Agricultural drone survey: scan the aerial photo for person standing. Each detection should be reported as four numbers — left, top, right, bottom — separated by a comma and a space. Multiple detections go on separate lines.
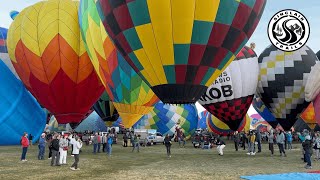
233, 131, 240, 151
268, 131, 274, 156
47, 134, 53, 159
216, 136, 226, 156
102, 134, 107, 152
132, 134, 140, 152
123, 133, 128, 147
92, 133, 99, 154
247, 131, 256, 155
286, 131, 293, 150
97, 133, 102, 153
164, 134, 174, 158
256, 130, 262, 153
241, 132, 247, 150
314, 133, 320, 161
38, 133, 46, 160
29, 133, 33, 146
70, 136, 82, 170
106, 133, 113, 156
276, 130, 286, 157
180, 132, 186, 148
50, 134, 61, 166
59, 135, 68, 165
303, 134, 312, 169
21, 132, 29, 161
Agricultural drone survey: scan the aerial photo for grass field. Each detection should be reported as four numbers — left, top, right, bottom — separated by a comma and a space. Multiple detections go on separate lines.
0, 139, 318, 180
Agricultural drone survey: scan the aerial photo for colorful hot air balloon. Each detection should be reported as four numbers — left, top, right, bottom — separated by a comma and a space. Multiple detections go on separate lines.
300, 103, 317, 129
250, 113, 272, 132
7, 0, 105, 124
79, 0, 158, 128
252, 96, 278, 128
206, 114, 251, 136
75, 111, 108, 132
305, 63, 320, 102
94, 0, 266, 104
10, 11, 19, 20
199, 46, 259, 130
198, 110, 209, 129
257, 45, 317, 130
133, 102, 198, 139
110, 117, 125, 129
0, 60, 46, 145
93, 92, 119, 122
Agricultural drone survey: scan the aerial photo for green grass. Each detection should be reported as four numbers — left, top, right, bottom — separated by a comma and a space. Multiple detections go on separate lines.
0, 140, 318, 180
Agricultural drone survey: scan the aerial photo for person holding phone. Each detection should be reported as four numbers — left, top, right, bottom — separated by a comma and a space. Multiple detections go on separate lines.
70, 136, 82, 170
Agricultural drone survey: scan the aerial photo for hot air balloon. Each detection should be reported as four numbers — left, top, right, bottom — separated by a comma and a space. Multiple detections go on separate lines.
79, 0, 158, 128
206, 114, 251, 136
133, 102, 198, 139
252, 97, 278, 128
198, 110, 209, 129
93, 0, 266, 104
250, 113, 272, 132
10, 11, 19, 20
199, 46, 259, 130
305, 63, 320, 102
256, 45, 317, 130
93, 92, 119, 123
300, 103, 317, 129
7, 0, 105, 124
75, 111, 108, 132
0, 60, 46, 145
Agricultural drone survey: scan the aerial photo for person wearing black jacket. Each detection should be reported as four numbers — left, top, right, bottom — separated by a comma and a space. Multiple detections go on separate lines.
51, 134, 61, 166
302, 135, 312, 169
164, 134, 174, 158
233, 131, 240, 151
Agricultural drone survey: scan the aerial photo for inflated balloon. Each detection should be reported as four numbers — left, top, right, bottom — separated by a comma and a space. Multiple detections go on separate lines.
9, 11, 19, 20
0, 27, 20, 79
95, 0, 266, 104
300, 103, 317, 129
7, 0, 105, 124
250, 113, 272, 132
79, 0, 158, 128
109, 117, 124, 128
75, 111, 108, 132
199, 46, 259, 130
48, 116, 68, 132
93, 92, 119, 122
133, 102, 198, 139
305, 63, 320, 102
257, 45, 317, 130
0, 60, 46, 145
206, 114, 250, 136
198, 110, 209, 129
252, 96, 278, 128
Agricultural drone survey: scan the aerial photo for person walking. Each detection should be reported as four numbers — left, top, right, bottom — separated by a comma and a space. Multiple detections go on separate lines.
106, 133, 113, 156
102, 134, 107, 152
216, 137, 226, 156
313, 133, 320, 161
50, 134, 61, 166
267, 131, 274, 156
286, 131, 293, 150
92, 133, 99, 154
70, 136, 82, 170
164, 134, 174, 158
180, 132, 186, 148
303, 134, 312, 169
233, 131, 240, 151
132, 134, 140, 152
59, 135, 68, 165
38, 133, 46, 160
256, 130, 262, 153
123, 133, 128, 147
247, 131, 256, 155
21, 132, 29, 161
276, 130, 286, 157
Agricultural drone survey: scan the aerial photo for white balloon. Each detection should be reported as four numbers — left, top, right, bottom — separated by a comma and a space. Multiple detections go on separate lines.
305, 62, 320, 102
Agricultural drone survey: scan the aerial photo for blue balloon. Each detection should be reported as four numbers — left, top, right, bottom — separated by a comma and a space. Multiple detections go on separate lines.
9, 10, 19, 20
0, 60, 46, 145
75, 111, 107, 132
252, 97, 278, 129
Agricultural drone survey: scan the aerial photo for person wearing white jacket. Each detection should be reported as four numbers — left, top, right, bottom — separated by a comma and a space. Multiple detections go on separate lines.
70, 136, 82, 170
59, 136, 68, 165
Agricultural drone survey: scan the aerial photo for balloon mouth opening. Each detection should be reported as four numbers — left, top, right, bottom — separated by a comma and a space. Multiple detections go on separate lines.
54, 113, 84, 124
151, 84, 207, 104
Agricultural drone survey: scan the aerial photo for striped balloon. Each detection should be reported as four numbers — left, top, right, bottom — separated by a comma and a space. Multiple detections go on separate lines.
300, 103, 317, 129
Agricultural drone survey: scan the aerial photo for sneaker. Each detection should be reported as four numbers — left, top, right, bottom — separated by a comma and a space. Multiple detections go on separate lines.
246, 153, 251, 155
305, 165, 312, 169
70, 167, 75, 170
71, 155, 74, 157
75, 168, 80, 170
48, 157, 52, 159
250, 152, 255, 156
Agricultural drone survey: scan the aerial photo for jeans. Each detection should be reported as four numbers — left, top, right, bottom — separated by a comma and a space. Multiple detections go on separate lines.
257, 141, 261, 152
315, 149, 320, 160
304, 151, 311, 166
248, 142, 254, 153
51, 150, 60, 165
97, 143, 101, 153
234, 141, 239, 151
21, 147, 28, 160
278, 143, 286, 155
269, 143, 274, 155
38, 145, 45, 159
124, 140, 128, 147
132, 142, 140, 152
102, 143, 106, 152
71, 154, 79, 169
93, 144, 98, 153
166, 145, 171, 156
287, 141, 292, 150
106, 144, 112, 156
48, 147, 52, 158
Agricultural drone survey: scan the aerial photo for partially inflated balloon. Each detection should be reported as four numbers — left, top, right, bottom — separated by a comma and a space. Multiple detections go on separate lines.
75, 111, 108, 132
199, 46, 259, 130
252, 97, 278, 128
305, 63, 320, 102
257, 45, 317, 130
198, 110, 209, 129
250, 113, 272, 132
10, 11, 19, 20
206, 114, 250, 135
93, 92, 119, 122
7, 0, 105, 124
0, 60, 46, 145
300, 103, 317, 129
95, 0, 266, 104
79, 0, 158, 128
133, 102, 198, 139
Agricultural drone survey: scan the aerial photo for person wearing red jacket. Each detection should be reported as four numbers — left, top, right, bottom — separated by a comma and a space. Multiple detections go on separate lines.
21, 132, 29, 161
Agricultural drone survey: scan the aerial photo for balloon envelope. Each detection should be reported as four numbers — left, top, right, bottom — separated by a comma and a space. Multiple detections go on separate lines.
305, 62, 320, 102
199, 46, 259, 130
252, 97, 278, 128
95, 0, 266, 104
300, 103, 317, 129
75, 111, 108, 132
0, 60, 46, 145
257, 45, 317, 130
198, 110, 209, 129
93, 92, 119, 122
7, 0, 104, 124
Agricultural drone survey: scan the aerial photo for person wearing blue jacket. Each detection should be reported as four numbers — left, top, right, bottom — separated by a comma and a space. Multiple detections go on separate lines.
38, 133, 46, 160
286, 131, 293, 150
106, 133, 113, 157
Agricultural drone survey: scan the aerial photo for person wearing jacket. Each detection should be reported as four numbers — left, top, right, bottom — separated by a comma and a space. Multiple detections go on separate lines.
70, 136, 83, 170
276, 130, 286, 157
21, 132, 29, 161
286, 131, 293, 150
38, 133, 46, 160
92, 133, 100, 154
313, 133, 320, 161
216, 137, 226, 156
50, 134, 61, 166
102, 134, 107, 152
256, 130, 262, 153
303, 135, 312, 169
123, 133, 128, 147
59, 135, 68, 165
132, 134, 140, 152
267, 131, 274, 156
164, 134, 174, 158
233, 131, 240, 151
247, 131, 256, 156
106, 133, 113, 156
